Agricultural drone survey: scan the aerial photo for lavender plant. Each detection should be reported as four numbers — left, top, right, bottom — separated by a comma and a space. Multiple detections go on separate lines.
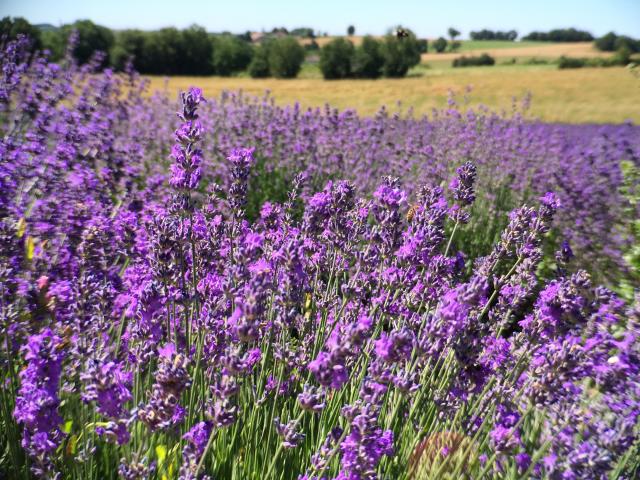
0, 36, 639, 480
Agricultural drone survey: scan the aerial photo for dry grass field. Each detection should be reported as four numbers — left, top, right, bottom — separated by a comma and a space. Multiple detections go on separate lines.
420, 42, 611, 61
145, 66, 640, 124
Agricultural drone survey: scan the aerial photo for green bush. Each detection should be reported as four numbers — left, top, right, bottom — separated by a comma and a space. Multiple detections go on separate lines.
352, 36, 384, 78
319, 38, 354, 79
212, 35, 253, 76
248, 43, 271, 78
381, 31, 421, 77
0, 16, 42, 51
452, 53, 495, 67
558, 54, 630, 69
596, 32, 640, 53
180, 25, 215, 75
523, 28, 593, 42
432, 37, 448, 53
111, 30, 147, 71
267, 36, 305, 78
60, 20, 114, 66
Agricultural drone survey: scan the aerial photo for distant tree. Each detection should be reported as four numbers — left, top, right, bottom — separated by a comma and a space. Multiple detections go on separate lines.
595, 32, 618, 51
41, 29, 66, 60
433, 36, 448, 53
59, 20, 114, 66
416, 38, 428, 53
452, 53, 495, 67
320, 37, 354, 79
239, 31, 252, 42
381, 28, 421, 77
138, 28, 183, 75
0, 16, 42, 51
290, 27, 315, 38
304, 39, 320, 51
448, 27, 460, 41
111, 29, 147, 71
267, 36, 305, 78
595, 31, 640, 54
614, 35, 640, 54
523, 28, 593, 42
212, 35, 253, 76
182, 25, 215, 75
248, 43, 271, 77
347, 25, 355, 36
352, 36, 384, 78
470, 29, 518, 41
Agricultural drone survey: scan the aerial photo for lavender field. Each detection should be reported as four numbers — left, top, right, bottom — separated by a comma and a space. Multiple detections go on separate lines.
1, 35, 640, 480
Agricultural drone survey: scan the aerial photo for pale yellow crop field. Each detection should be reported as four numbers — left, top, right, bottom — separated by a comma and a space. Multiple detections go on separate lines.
145, 66, 640, 124
420, 42, 611, 61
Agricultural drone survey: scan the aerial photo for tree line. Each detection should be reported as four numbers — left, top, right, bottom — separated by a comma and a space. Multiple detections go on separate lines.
319, 32, 422, 79
0, 17, 309, 78
3, 17, 636, 80
469, 29, 518, 41
521, 28, 594, 42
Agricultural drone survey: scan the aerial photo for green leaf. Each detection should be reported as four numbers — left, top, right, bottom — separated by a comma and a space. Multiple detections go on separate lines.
62, 420, 73, 434
156, 444, 167, 466
16, 218, 26, 238
25, 236, 35, 261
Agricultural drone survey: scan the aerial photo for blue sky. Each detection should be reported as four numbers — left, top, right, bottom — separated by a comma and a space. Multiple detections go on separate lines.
1, 0, 639, 38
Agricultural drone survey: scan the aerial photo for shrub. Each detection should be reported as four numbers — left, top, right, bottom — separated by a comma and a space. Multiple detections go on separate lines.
61, 19, 114, 66
452, 53, 495, 67
0, 16, 42, 51
319, 38, 354, 79
470, 29, 518, 41
352, 36, 384, 78
381, 31, 421, 77
558, 54, 630, 69
522, 28, 594, 42
212, 35, 253, 76
304, 39, 319, 51
595, 32, 640, 53
181, 25, 215, 75
432, 36, 448, 53
267, 36, 305, 78
558, 56, 587, 69
248, 43, 271, 77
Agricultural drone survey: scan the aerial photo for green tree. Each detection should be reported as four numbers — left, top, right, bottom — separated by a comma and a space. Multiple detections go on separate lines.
110, 29, 147, 71
448, 27, 460, 41
433, 36, 448, 53
212, 35, 253, 76
595, 32, 618, 51
381, 29, 421, 77
41, 29, 66, 60
140, 28, 183, 75
267, 36, 305, 78
248, 43, 271, 78
416, 38, 428, 53
61, 20, 114, 66
352, 36, 384, 78
181, 25, 214, 75
347, 25, 355, 36
0, 16, 42, 50
319, 37, 354, 79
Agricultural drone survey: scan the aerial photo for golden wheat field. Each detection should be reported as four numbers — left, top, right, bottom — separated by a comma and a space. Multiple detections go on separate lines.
146, 66, 640, 124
